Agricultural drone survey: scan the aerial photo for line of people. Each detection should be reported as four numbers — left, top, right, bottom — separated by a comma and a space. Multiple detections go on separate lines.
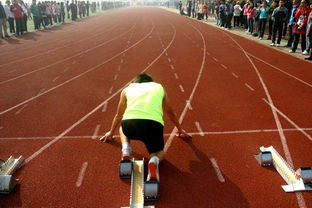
178, 0, 312, 61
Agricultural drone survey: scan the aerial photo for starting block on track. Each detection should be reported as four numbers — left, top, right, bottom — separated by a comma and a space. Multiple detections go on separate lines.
255, 146, 312, 192
0, 156, 25, 194
121, 159, 157, 208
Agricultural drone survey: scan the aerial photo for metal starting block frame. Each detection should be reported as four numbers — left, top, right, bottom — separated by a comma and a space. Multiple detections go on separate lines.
121, 159, 155, 208
255, 146, 312, 192
0, 156, 25, 194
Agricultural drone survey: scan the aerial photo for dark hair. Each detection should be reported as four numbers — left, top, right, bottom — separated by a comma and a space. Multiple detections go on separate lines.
133, 73, 153, 83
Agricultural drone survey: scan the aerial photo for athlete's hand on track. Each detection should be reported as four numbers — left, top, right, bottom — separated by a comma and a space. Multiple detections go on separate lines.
99, 131, 115, 142
176, 130, 192, 139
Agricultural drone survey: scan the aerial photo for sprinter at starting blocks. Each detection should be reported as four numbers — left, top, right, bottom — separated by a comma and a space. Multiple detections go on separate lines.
100, 73, 191, 204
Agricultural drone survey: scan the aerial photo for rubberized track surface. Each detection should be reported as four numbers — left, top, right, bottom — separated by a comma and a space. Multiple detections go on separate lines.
0, 7, 312, 208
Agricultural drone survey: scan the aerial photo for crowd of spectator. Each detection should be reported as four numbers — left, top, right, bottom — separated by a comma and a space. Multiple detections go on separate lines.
178, 0, 312, 60
0, 0, 128, 39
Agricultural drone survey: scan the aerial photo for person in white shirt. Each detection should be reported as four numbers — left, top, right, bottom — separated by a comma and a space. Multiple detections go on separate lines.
4, 0, 14, 35
233, 1, 242, 27
0, 1, 9, 38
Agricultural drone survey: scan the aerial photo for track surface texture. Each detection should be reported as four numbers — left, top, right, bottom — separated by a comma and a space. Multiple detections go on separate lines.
0, 7, 312, 208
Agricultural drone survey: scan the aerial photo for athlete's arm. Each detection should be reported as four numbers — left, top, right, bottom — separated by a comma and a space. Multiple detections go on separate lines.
100, 89, 127, 142
163, 90, 192, 139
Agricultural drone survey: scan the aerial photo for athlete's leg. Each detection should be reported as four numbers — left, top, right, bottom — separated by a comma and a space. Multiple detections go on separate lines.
119, 127, 131, 160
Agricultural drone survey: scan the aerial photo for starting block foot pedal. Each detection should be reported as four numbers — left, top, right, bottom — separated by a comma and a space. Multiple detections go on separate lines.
0, 175, 18, 194
144, 179, 159, 202
255, 151, 273, 167
119, 160, 133, 179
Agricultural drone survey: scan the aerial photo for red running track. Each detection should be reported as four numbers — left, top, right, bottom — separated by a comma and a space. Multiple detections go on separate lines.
0, 7, 311, 208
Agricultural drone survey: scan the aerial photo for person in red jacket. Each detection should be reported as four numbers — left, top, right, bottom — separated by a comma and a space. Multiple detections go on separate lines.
10, 0, 23, 36
289, 0, 312, 53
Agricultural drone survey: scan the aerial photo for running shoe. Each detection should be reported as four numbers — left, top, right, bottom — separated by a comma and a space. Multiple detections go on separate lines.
302, 50, 309, 55
147, 159, 160, 182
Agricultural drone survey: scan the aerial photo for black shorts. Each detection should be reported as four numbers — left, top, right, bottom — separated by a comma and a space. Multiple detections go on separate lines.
121, 119, 164, 154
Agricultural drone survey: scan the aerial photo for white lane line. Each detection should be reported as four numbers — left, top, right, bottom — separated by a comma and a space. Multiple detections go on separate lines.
23, 23, 174, 164
186, 100, 193, 110
120, 59, 124, 64
212, 57, 219, 62
164, 24, 206, 152
168, 58, 171, 62
206, 52, 210, 55
262, 99, 312, 142
76, 162, 88, 187
122, 53, 126, 57
0, 25, 156, 116
232, 72, 239, 79
15, 104, 28, 115
109, 86, 113, 94
247, 52, 312, 88
118, 66, 121, 71
63, 67, 69, 73
113, 74, 118, 81
0, 23, 137, 86
195, 122, 204, 136
92, 124, 101, 140
165, 52, 168, 56
220, 64, 228, 69
170, 64, 175, 70
174, 73, 179, 79
245, 83, 255, 91
37, 88, 46, 95
2, 128, 312, 140
179, 85, 185, 92
53, 76, 60, 82
101, 102, 107, 112
210, 158, 225, 183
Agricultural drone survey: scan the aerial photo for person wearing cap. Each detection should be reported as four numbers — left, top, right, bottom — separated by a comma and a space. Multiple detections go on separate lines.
100, 73, 192, 183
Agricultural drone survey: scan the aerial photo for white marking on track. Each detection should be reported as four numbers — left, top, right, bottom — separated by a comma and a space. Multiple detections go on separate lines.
120, 59, 124, 64
232, 72, 239, 79
109, 86, 113, 94
118, 66, 121, 71
63, 67, 69, 72
37, 88, 46, 95
179, 85, 185, 92
15, 104, 28, 115
174, 73, 179, 79
220, 64, 228, 69
262, 99, 312, 142
122, 53, 126, 57
212, 57, 219, 62
170, 64, 175, 70
53, 76, 60, 82
165, 52, 168, 56
76, 162, 88, 187
186, 100, 193, 110
195, 122, 204, 136
0, 126, 3, 130
2, 128, 312, 140
206, 52, 210, 55
245, 83, 255, 91
92, 124, 101, 140
113, 74, 118, 81
102, 102, 107, 112
210, 158, 225, 183
168, 58, 171, 62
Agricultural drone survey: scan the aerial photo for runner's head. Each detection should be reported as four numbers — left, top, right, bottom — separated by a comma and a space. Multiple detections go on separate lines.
133, 73, 154, 83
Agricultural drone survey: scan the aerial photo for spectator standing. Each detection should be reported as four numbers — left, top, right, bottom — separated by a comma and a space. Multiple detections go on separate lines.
60, 2, 65, 23
305, 5, 312, 60
290, 0, 311, 53
246, 1, 256, 34
253, 0, 262, 36
225, 0, 234, 29
233, 1, 242, 27
30, 0, 40, 30
70, 0, 78, 21
86, 1, 90, 16
20, 0, 28, 33
267, 1, 278, 40
219, 0, 226, 27
242, 1, 249, 29
0, 1, 9, 38
10, 0, 23, 36
4, 0, 15, 35
258, 0, 270, 40
285, 0, 299, 47
203, 2, 209, 20
270, 0, 288, 46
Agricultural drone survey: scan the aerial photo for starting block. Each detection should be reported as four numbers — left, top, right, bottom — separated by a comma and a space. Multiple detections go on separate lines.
121, 159, 157, 208
0, 156, 25, 194
255, 146, 312, 192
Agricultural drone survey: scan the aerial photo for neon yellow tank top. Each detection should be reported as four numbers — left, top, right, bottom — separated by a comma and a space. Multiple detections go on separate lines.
122, 82, 164, 125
